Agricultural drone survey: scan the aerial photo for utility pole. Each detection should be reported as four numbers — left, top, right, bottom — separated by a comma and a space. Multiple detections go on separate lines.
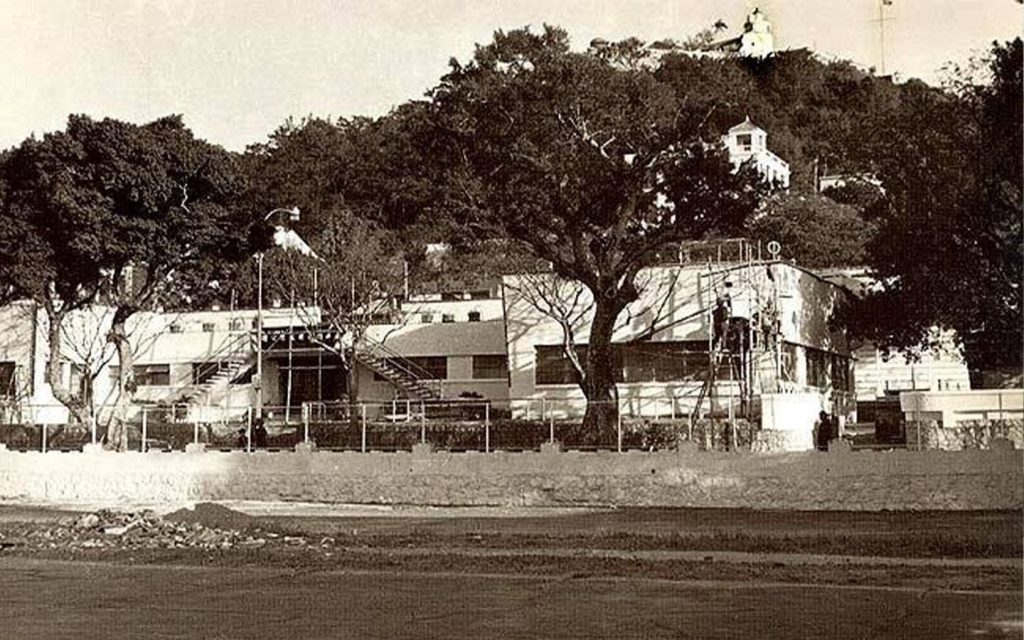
872, 0, 895, 76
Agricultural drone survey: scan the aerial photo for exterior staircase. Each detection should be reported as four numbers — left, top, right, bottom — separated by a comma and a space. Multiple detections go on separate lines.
355, 338, 442, 400
166, 332, 256, 408
178, 357, 255, 405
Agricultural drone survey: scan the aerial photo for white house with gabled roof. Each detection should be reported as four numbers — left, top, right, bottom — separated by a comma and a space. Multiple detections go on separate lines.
724, 117, 790, 188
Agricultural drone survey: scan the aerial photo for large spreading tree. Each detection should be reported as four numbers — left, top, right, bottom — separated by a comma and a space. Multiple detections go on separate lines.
847, 39, 1023, 383
0, 115, 258, 449
429, 27, 763, 432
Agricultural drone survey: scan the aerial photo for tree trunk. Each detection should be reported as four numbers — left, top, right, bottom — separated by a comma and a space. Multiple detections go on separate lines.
42, 306, 93, 429
347, 345, 360, 430
106, 317, 134, 452
581, 298, 625, 445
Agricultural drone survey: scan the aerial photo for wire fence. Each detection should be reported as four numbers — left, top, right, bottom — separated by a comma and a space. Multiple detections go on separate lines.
0, 399, 761, 453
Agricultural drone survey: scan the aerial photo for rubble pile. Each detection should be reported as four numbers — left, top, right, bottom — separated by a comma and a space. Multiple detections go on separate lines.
0, 506, 313, 552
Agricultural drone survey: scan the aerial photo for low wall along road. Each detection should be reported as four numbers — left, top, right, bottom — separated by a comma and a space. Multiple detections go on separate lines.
1, 444, 1020, 511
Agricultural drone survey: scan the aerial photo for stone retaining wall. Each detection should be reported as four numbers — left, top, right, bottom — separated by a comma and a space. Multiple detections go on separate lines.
906, 419, 1023, 451
0, 445, 1020, 511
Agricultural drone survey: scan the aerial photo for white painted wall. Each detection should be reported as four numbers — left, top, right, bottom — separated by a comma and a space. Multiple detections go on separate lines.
761, 392, 827, 451
502, 263, 852, 419
901, 389, 1023, 426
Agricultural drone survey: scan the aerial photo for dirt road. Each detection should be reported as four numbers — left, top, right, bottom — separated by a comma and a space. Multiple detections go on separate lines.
1, 558, 1019, 639
0, 506, 1019, 639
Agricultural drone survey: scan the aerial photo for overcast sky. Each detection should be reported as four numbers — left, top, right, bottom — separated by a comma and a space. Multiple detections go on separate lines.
1, 0, 1020, 151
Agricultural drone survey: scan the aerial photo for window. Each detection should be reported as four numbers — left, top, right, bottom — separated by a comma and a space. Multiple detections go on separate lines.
134, 364, 170, 386
467, 311, 481, 322
277, 355, 341, 402
536, 342, 710, 386
405, 356, 448, 379
192, 361, 233, 385
736, 133, 752, 150
68, 363, 91, 400
441, 314, 455, 323
535, 345, 600, 385
0, 362, 16, 398
420, 314, 434, 324
229, 319, 244, 331
780, 343, 798, 382
472, 355, 508, 380
168, 324, 184, 334
201, 322, 216, 333
373, 356, 448, 381
805, 347, 830, 389
621, 343, 706, 383
831, 354, 853, 393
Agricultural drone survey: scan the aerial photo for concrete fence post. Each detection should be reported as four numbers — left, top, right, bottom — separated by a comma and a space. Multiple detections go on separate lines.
90, 415, 97, 445
420, 402, 426, 445
141, 409, 148, 453
193, 420, 199, 446
303, 403, 310, 444
361, 404, 367, 453
549, 411, 555, 445
484, 403, 490, 453
617, 405, 623, 453
246, 407, 253, 453
41, 423, 47, 453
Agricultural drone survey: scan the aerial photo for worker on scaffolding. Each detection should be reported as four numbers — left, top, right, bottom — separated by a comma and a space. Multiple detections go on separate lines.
712, 293, 732, 350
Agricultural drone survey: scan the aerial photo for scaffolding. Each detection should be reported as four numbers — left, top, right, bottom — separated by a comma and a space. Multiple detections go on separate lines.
690, 239, 785, 431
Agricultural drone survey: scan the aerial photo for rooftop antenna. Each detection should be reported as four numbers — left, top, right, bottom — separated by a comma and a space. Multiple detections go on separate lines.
871, 0, 895, 75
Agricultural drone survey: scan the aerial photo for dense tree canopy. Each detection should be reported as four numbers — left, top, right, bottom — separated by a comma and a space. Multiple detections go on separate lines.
748, 192, 878, 268
0, 115, 257, 447
847, 39, 1022, 379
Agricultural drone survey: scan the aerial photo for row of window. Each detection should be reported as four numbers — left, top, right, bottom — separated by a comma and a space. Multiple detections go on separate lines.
106, 363, 250, 387
27, 342, 852, 393
372, 355, 509, 381
419, 311, 482, 324
169, 320, 248, 334
165, 312, 491, 334
535, 342, 854, 391
535, 342, 712, 386
805, 346, 853, 392
69, 354, 508, 390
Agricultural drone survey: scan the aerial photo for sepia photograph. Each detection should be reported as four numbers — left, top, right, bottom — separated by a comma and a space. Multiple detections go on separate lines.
0, 1, 1021, 638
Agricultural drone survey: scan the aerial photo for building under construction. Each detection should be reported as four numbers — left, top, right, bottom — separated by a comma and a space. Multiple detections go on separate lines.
503, 244, 856, 449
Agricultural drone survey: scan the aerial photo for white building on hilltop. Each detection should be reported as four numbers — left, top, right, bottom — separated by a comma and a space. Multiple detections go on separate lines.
724, 117, 790, 188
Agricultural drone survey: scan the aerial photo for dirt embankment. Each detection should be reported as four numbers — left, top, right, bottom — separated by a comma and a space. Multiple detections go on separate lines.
0, 504, 1020, 592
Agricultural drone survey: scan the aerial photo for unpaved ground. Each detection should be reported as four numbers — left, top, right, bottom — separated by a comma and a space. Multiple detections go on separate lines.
2, 558, 1021, 640
0, 505, 1020, 639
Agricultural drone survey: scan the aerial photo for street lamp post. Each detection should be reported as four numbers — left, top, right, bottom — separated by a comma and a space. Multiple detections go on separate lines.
254, 207, 300, 419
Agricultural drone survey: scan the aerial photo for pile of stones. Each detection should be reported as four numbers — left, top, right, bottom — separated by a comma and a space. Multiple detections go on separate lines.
0, 506, 313, 552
